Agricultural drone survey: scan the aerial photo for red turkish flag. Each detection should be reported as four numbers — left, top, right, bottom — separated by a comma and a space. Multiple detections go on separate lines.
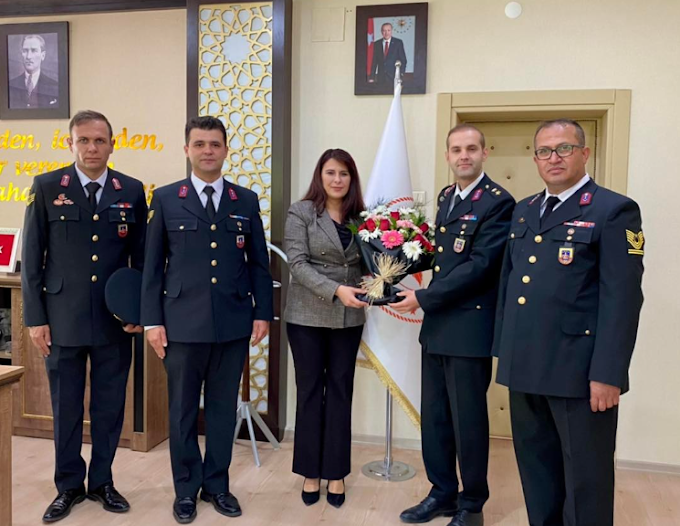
366, 18, 374, 77
0, 234, 16, 266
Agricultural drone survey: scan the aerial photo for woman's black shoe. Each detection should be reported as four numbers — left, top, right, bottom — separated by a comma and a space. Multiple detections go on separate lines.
301, 479, 320, 506
326, 479, 345, 508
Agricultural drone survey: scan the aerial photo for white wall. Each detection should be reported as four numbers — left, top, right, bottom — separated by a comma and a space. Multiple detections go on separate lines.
290, 0, 680, 466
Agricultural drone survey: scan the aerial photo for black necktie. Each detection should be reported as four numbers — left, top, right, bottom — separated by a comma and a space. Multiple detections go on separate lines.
541, 196, 561, 228
447, 194, 462, 218
203, 186, 216, 220
85, 182, 100, 212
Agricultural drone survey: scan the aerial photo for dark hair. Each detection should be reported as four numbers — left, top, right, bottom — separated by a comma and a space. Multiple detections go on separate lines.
303, 149, 365, 221
185, 116, 227, 145
381, 22, 393, 30
69, 110, 114, 139
446, 123, 486, 149
534, 119, 586, 148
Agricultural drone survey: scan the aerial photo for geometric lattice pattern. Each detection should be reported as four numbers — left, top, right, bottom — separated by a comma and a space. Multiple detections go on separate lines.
199, 2, 273, 412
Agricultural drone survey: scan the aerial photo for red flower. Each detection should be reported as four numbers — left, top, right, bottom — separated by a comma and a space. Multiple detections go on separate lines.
366, 218, 376, 231
358, 222, 367, 231
419, 223, 429, 234
390, 211, 400, 220
379, 219, 390, 231
415, 234, 433, 253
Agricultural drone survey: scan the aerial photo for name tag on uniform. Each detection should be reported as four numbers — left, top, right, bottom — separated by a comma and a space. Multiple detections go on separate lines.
118, 224, 128, 238
453, 238, 466, 253
558, 246, 573, 265
236, 235, 245, 248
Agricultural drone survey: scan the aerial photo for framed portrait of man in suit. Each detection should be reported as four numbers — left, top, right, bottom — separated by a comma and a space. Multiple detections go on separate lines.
354, 3, 428, 96
0, 22, 69, 120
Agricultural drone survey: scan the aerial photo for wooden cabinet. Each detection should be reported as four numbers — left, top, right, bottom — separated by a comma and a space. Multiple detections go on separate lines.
2, 274, 168, 452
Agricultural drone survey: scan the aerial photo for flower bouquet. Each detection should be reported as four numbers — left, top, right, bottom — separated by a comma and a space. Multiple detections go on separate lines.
349, 204, 435, 305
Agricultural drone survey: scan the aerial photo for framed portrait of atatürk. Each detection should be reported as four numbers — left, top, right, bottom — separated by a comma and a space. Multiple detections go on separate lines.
0, 22, 70, 119
354, 3, 428, 96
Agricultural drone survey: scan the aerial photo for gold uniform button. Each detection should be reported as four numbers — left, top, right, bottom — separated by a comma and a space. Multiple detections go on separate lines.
522, 275, 531, 284
462, 224, 467, 229
237, 221, 242, 227
211, 242, 218, 249
179, 225, 185, 230
43, 287, 47, 292
567, 228, 575, 235
567, 236, 573, 241
343, 263, 348, 268
510, 233, 515, 239
534, 235, 543, 243
459, 231, 465, 235
163, 290, 167, 295
92, 255, 99, 262
529, 255, 537, 264
122, 217, 126, 222
91, 275, 98, 283
438, 246, 444, 253
121, 211, 126, 217
60, 215, 65, 221
93, 214, 99, 221
517, 296, 526, 305
434, 265, 441, 273
585, 330, 591, 335
92, 235, 99, 242
211, 277, 218, 284
211, 260, 218, 267
211, 224, 217, 231
440, 226, 446, 233
476, 305, 482, 310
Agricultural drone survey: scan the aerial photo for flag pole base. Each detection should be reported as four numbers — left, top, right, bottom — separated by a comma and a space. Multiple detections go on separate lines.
361, 459, 416, 482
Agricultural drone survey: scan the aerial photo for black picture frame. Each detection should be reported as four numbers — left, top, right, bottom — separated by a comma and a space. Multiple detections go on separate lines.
0, 22, 69, 120
354, 2, 428, 96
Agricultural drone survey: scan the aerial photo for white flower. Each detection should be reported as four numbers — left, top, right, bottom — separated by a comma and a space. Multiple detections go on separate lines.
360, 210, 370, 218
358, 229, 372, 242
399, 207, 416, 216
368, 229, 382, 239
402, 241, 423, 261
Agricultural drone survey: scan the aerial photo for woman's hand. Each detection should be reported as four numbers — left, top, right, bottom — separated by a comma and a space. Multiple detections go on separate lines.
335, 285, 369, 308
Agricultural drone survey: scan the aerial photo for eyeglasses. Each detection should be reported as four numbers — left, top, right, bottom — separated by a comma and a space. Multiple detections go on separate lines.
534, 144, 585, 160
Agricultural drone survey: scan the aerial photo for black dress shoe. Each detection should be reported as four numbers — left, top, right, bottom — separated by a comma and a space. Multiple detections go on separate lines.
326, 479, 345, 508
42, 487, 87, 523
173, 497, 197, 524
400, 496, 458, 524
200, 491, 242, 517
301, 478, 320, 506
447, 510, 484, 526
87, 483, 130, 513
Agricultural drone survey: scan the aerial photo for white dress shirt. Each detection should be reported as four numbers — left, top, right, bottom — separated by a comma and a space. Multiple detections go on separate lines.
75, 165, 108, 204
540, 173, 591, 216
448, 171, 486, 215
191, 173, 223, 212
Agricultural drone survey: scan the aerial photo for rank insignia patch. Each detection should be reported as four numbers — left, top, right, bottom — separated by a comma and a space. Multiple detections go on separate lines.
453, 238, 466, 253
558, 247, 574, 265
229, 188, 238, 201
236, 234, 245, 248
579, 192, 592, 206
118, 224, 128, 238
178, 185, 189, 198
626, 230, 644, 255
60, 175, 70, 187
112, 178, 122, 190
471, 189, 484, 202
26, 193, 35, 206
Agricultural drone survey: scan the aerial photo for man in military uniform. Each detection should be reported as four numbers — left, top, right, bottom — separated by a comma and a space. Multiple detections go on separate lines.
393, 124, 515, 526
141, 116, 273, 524
22, 110, 147, 523
493, 119, 644, 526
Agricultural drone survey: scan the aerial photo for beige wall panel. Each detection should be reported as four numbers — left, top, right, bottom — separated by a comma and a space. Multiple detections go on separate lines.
291, 0, 680, 466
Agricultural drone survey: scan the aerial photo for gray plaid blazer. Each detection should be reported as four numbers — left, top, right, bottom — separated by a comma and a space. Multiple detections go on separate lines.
283, 200, 366, 328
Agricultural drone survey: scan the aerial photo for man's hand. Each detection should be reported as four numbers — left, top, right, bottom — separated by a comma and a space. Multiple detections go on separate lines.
147, 326, 168, 359
29, 325, 52, 357
589, 381, 621, 412
389, 290, 420, 314
251, 320, 270, 346
123, 324, 144, 334
335, 285, 368, 308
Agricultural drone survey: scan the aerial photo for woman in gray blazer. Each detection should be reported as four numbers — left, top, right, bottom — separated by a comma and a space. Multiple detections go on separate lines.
284, 149, 367, 508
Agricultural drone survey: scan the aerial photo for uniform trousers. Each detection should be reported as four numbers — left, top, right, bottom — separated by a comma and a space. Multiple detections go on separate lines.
164, 338, 248, 498
421, 352, 492, 511
45, 341, 132, 492
287, 323, 363, 480
510, 391, 618, 526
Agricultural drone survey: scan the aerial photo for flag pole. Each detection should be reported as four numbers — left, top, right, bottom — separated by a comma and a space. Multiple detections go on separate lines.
361, 61, 416, 483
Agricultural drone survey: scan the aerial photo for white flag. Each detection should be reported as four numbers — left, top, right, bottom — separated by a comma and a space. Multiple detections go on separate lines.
360, 71, 424, 428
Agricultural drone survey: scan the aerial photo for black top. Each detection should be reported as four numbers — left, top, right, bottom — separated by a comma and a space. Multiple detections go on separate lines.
333, 219, 352, 250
